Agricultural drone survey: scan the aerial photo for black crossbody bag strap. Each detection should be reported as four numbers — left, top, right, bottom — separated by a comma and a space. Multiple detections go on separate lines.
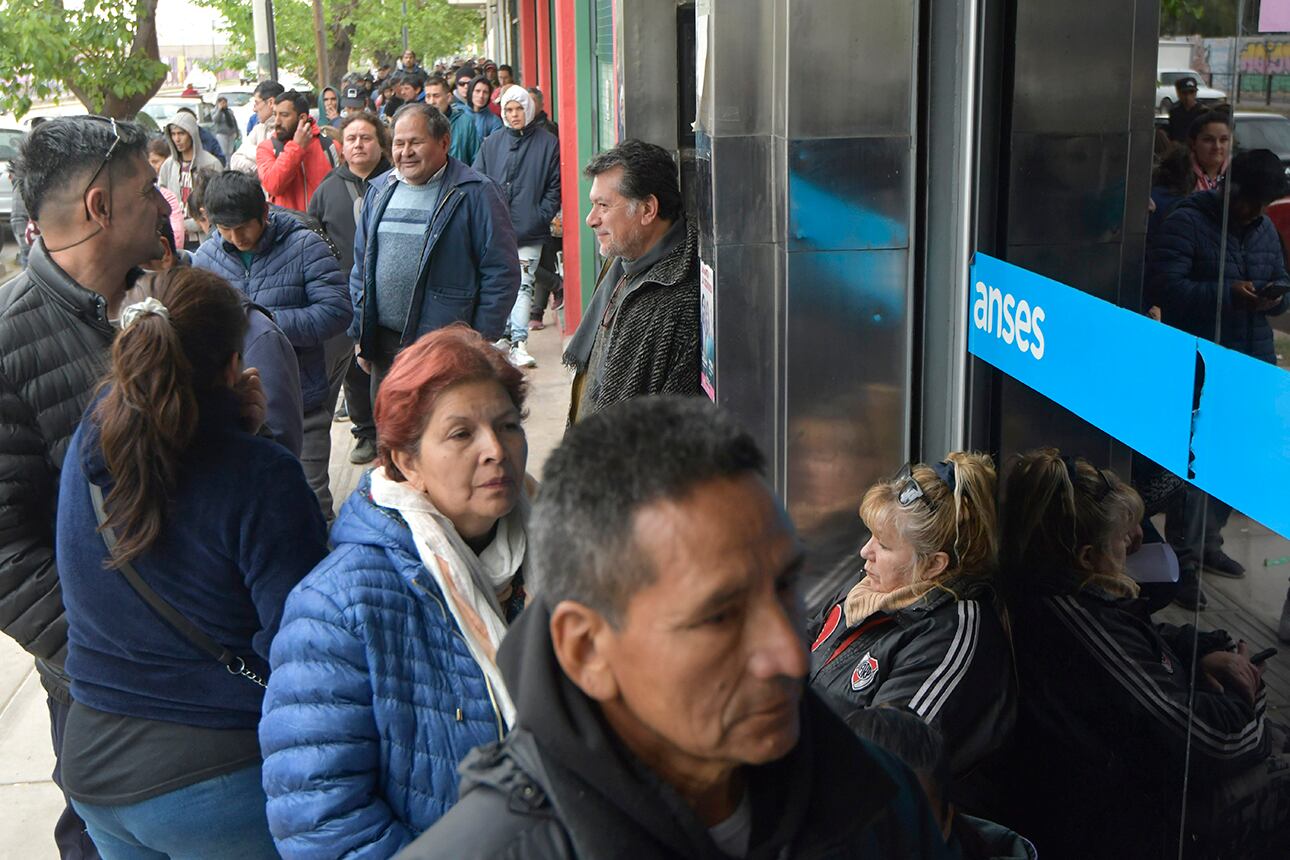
88, 483, 267, 689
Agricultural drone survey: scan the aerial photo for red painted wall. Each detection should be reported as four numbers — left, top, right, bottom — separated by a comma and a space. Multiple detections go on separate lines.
537, 0, 553, 105
553, 0, 582, 330
518, 0, 538, 90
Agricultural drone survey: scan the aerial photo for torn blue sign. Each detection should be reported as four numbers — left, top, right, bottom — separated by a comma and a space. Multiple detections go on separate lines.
967, 253, 1195, 479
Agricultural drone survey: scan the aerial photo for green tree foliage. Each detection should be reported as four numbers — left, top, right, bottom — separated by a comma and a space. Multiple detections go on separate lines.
196, 0, 483, 87
0, 0, 169, 118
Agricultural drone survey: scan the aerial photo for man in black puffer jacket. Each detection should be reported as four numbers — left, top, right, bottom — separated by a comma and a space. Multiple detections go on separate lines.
0, 117, 173, 859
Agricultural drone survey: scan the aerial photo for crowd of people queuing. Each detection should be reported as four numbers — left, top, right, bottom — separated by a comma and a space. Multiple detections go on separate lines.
0, 52, 1286, 860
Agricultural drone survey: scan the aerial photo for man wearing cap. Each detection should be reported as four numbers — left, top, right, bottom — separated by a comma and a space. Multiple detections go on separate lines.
1167, 75, 1209, 142
340, 86, 368, 119
1147, 148, 1290, 593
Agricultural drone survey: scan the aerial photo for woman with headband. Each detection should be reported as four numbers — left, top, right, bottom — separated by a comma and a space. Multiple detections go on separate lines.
52, 268, 329, 858
809, 452, 1015, 786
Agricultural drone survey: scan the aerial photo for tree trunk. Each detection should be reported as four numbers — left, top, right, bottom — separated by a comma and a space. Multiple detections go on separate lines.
326, 21, 356, 87
65, 0, 166, 118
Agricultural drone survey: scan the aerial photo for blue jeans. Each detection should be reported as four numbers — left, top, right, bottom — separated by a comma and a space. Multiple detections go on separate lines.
70, 764, 277, 860
508, 243, 542, 343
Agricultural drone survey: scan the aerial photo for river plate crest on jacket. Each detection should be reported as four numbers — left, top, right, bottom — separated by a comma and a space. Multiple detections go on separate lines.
851, 652, 879, 691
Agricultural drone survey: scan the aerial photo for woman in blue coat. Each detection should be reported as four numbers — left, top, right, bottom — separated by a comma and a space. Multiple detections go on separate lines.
260, 325, 533, 859
56, 268, 329, 858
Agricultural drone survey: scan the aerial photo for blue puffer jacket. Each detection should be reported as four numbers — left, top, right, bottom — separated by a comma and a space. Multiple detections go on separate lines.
192, 212, 351, 410
349, 159, 519, 350
473, 123, 561, 245
260, 472, 507, 859
1146, 189, 1289, 363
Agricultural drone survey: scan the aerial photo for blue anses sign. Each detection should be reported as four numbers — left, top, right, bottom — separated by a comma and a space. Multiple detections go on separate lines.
968, 253, 1290, 539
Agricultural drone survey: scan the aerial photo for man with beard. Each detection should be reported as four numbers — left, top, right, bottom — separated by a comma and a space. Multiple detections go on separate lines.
257, 90, 337, 210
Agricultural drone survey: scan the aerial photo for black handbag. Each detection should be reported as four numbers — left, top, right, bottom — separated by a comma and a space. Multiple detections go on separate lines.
88, 483, 267, 689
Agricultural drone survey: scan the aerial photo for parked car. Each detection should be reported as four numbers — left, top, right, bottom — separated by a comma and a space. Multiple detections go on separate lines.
140, 97, 217, 137
1231, 111, 1290, 177
0, 127, 25, 219
1156, 69, 1227, 112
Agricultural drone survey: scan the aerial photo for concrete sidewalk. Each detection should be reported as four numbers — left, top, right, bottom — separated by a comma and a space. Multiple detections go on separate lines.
0, 313, 570, 858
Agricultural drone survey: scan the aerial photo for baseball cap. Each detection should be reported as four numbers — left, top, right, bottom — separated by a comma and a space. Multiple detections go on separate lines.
1175, 75, 1199, 93
341, 87, 366, 109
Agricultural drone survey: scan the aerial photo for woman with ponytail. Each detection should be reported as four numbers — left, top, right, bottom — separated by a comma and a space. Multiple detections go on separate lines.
54, 268, 329, 859
809, 452, 1015, 783
995, 449, 1288, 859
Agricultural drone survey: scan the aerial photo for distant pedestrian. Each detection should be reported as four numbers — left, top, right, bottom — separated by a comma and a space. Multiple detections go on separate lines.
1186, 109, 1232, 193
213, 95, 241, 158
145, 137, 191, 259
474, 85, 561, 369
55, 268, 328, 860
257, 90, 337, 210
191, 171, 352, 519
566, 139, 701, 421
425, 73, 480, 164
319, 86, 342, 128
467, 75, 504, 141
528, 86, 560, 138
158, 111, 222, 248
1166, 75, 1209, 143
232, 80, 284, 174
308, 111, 392, 466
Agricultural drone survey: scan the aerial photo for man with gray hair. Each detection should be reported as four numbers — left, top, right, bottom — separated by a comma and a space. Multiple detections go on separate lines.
402, 396, 951, 859
349, 103, 518, 410
565, 139, 701, 422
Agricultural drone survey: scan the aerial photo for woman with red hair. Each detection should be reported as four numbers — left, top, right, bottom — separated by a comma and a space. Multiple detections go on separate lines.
259, 325, 531, 858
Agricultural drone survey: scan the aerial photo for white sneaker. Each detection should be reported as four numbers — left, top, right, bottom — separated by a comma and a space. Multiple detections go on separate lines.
509, 340, 537, 368
493, 337, 511, 352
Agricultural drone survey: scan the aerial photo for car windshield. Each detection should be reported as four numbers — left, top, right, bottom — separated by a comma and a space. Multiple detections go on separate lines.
0, 130, 23, 162
221, 92, 252, 107
143, 102, 213, 123
1159, 71, 1197, 86
1236, 117, 1290, 155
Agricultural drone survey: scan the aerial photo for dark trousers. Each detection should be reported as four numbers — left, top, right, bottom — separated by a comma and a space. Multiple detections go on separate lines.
1165, 485, 1233, 574
530, 240, 562, 318
365, 326, 405, 428
345, 356, 374, 442
47, 696, 100, 860
301, 334, 354, 522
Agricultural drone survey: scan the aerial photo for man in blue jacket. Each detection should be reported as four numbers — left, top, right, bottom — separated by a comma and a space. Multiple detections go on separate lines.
474, 84, 561, 368
192, 170, 352, 518
349, 103, 518, 395
1147, 148, 1290, 600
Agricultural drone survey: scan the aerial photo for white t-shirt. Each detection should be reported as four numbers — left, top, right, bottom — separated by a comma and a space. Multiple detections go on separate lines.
707, 791, 752, 858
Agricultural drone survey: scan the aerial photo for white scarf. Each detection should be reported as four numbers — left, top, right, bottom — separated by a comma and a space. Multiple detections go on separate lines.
369, 469, 525, 727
